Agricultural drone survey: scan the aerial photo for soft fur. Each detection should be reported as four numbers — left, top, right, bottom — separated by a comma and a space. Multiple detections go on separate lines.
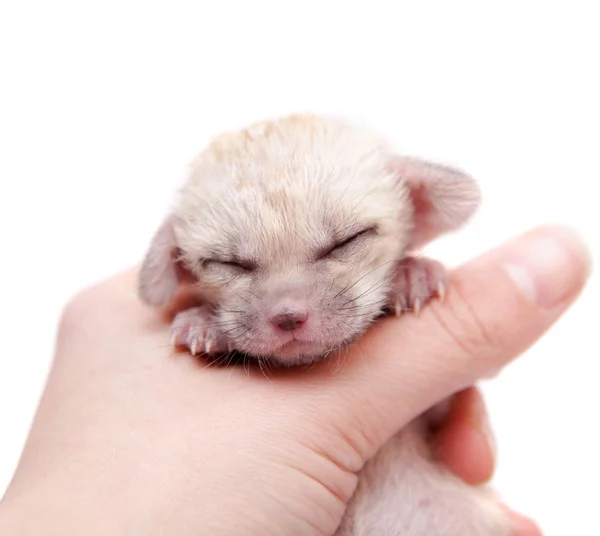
138, 114, 509, 535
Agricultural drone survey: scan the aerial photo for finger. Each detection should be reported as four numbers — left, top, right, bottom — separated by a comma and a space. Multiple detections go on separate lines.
433, 386, 495, 485
321, 226, 591, 454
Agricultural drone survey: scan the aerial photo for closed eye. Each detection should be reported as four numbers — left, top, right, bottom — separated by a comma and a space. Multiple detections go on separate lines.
202, 258, 256, 272
319, 227, 375, 259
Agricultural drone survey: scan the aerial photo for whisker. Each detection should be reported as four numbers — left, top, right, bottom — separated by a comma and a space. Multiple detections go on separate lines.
332, 259, 396, 301
338, 298, 389, 312
257, 357, 272, 381
341, 278, 390, 306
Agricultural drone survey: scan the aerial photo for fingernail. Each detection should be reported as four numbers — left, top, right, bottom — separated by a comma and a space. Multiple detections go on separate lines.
468, 390, 497, 466
509, 511, 542, 536
478, 412, 497, 465
502, 226, 592, 309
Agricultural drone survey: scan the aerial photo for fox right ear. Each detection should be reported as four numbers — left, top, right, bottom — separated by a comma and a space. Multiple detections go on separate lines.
138, 215, 191, 306
390, 156, 481, 251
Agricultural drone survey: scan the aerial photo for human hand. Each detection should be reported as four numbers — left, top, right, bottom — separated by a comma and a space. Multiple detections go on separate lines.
0, 226, 590, 536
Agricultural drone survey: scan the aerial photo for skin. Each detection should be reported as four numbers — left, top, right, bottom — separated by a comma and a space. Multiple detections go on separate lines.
0, 225, 590, 535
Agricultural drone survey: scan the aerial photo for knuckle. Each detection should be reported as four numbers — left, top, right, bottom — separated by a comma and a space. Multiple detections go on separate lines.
58, 293, 89, 335
58, 285, 102, 337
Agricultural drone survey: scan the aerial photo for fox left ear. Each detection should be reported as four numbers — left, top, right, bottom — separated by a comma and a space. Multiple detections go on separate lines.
138, 214, 195, 306
390, 156, 481, 250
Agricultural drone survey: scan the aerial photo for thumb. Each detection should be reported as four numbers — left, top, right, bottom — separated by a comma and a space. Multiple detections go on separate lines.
322, 226, 592, 455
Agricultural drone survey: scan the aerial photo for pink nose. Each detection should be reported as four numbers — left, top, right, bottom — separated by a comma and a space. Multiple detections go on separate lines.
270, 310, 308, 332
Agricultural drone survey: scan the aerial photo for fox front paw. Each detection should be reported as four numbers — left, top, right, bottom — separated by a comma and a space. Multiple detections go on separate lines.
388, 256, 446, 316
170, 306, 229, 356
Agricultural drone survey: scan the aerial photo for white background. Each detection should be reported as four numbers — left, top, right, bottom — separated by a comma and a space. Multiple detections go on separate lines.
0, 1, 598, 534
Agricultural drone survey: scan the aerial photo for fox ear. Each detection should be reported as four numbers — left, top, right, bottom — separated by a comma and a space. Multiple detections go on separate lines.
138, 215, 193, 306
391, 156, 481, 250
